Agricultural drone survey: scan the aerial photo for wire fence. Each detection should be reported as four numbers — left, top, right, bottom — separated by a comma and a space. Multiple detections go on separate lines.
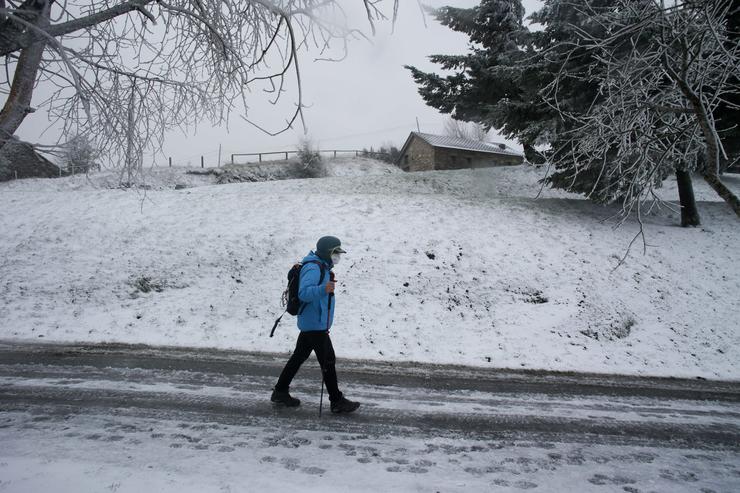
143, 150, 392, 168
8, 150, 396, 179
229, 149, 391, 165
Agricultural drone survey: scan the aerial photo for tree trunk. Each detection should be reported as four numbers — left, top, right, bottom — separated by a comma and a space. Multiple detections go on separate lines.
665, 40, 740, 219
675, 168, 701, 226
0, 1, 50, 151
702, 171, 740, 217
680, 93, 740, 218
695, 108, 740, 218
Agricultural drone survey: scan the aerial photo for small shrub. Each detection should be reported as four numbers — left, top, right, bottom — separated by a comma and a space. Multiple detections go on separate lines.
62, 134, 101, 175
611, 317, 634, 339
130, 276, 164, 294
296, 138, 324, 178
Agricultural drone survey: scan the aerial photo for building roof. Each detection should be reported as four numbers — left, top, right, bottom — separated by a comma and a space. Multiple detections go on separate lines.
412, 132, 523, 157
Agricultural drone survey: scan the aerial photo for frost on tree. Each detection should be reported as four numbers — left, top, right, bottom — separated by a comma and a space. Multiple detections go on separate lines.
0, 0, 397, 183
407, 0, 740, 226
542, 0, 740, 226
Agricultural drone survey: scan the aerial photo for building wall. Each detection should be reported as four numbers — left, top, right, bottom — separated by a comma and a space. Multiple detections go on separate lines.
433, 147, 523, 170
401, 136, 435, 172
399, 134, 524, 172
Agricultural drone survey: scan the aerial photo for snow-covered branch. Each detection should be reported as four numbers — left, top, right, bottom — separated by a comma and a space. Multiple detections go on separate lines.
0, 0, 398, 181
542, 0, 740, 220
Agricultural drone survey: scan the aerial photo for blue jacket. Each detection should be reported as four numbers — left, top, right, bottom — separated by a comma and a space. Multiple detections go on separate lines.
297, 251, 335, 331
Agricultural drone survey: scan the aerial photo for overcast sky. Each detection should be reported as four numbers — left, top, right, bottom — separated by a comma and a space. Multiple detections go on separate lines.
19, 0, 544, 167
202, 0, 544, 167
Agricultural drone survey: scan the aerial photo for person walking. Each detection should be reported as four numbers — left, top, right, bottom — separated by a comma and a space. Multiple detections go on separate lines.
271, 236, 360, 414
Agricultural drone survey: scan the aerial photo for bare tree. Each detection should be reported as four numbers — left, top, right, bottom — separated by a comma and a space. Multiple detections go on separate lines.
542, 0, 740, 226
443, 117, 489, 142
0, 0, 397, 183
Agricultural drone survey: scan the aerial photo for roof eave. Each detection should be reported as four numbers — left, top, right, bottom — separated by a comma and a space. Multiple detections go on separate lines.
428, 143, 523, 157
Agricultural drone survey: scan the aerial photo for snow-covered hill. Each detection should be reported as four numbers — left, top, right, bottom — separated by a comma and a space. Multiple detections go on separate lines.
0, 156, 402, 191
1, 159, 738, 379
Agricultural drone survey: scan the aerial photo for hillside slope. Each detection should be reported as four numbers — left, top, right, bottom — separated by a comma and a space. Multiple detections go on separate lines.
1, 161, 738, 379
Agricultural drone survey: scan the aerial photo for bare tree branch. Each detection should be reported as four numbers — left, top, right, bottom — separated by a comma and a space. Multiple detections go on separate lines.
0, 0, 400, 184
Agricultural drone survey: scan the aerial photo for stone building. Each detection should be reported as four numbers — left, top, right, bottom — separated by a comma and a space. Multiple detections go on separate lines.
396, 132, 524, 172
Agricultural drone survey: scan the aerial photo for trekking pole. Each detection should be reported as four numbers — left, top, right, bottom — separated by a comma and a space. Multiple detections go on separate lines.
319, 273, 335, 417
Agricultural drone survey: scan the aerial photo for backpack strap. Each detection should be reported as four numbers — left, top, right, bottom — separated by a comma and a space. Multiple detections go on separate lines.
316, 261, 327, 285
297, 261, 326, 315
303, 260, 326, 285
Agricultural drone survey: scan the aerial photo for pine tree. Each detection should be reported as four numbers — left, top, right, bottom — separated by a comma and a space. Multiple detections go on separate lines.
405, 0, 608, 164
407, 0, 740, 224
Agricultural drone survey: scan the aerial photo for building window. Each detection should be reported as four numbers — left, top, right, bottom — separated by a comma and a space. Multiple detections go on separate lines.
404, 155, 409, 165
451, 155, 457, 164
466, 157, 472, 166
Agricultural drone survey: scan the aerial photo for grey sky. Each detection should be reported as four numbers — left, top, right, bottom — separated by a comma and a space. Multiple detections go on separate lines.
18, 0, 544, 167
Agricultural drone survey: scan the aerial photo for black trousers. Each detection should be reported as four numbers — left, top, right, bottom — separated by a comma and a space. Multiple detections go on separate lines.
275, 331, 342, 402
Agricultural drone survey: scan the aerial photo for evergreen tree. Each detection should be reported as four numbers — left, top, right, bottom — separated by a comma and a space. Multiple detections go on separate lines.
407, 0, 740, 224
405, 0, 608, 164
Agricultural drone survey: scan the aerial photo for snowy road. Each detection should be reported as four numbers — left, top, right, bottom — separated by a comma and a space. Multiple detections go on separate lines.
1, 342, 739, 492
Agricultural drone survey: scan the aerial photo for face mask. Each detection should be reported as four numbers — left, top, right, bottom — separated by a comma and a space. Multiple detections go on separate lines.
331, 253, 341, 265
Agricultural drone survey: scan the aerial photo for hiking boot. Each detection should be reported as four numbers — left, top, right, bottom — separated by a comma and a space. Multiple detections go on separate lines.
330, 396, 360, 414
271, 389, 300, 407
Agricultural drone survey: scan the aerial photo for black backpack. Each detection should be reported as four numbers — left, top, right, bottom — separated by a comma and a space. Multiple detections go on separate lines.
270, 261, 325, 337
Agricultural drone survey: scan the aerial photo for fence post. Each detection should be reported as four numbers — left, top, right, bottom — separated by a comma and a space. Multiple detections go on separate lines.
201, 156, 204, 168
285, 152, 288, 160
169, 156, 172, 167
231, 154, 234, 165
259, 153, 262, 163
14, 170, 18, 180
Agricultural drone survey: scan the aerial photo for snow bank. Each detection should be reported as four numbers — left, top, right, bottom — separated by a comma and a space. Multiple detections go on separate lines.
1, 161, 738, 379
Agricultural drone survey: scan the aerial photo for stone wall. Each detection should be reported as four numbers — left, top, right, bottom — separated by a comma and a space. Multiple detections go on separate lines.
433, 147, 523, 170
401, 136, 435, 172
